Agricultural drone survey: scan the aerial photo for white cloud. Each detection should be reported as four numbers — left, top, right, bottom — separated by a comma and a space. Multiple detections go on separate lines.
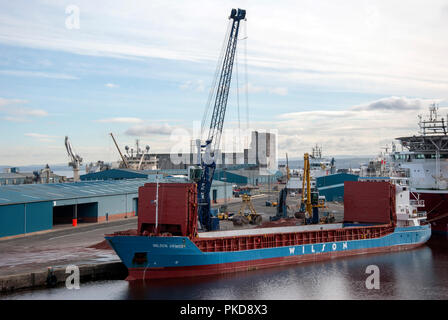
254, 97, 447, 157
1, 1, 447, 97
2, 116, 30, 122
180, 80, 205, 92
0, 70, 78, 80
96, 117, 143, 124
268, 87, 288, 96
125, 123, 175, 136
242, 83, 288, 96
0, 97, 48, 121
13, 108, 48, 117
0, 97, 27, 107
24, 133, 59, 142
352, 96, 438, 111
105, 83, 119, 88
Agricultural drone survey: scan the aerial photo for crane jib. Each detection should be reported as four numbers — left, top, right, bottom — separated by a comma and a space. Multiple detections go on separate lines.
198, 8, 246, 232
208, 8, 246, 153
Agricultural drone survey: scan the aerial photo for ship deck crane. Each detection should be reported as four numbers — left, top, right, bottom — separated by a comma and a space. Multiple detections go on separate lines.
64, 136, 83, 182
193, 8, 246, 231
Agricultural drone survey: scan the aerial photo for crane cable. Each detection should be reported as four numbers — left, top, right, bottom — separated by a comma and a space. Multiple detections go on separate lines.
236, 44, 241, 152
242, 20, 250, 149
201, 20, 233, 141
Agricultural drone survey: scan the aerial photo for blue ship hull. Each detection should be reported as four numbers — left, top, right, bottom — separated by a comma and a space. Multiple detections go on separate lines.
106, 224, 431, 280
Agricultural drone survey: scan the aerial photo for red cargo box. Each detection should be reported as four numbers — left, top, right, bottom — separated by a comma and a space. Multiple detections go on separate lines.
138, 183, 198, 237
344, 181, 396, 224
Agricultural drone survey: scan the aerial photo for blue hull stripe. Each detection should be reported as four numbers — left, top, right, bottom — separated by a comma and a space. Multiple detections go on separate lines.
106, 225, 431, 269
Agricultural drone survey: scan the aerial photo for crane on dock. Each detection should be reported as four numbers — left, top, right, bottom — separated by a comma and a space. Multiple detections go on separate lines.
64, 136, 83, 182
297, 153, 327, 224
109, 132, 129, 168
192, 8, 247, 231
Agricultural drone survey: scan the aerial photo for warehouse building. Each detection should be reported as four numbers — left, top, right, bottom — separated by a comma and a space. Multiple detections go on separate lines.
0, 172, 28, 185
80, 168, 167, 181
0, 174, 234, 238
214, 168, 282, 186
81, 168, 233, 204
0, 179, 151, 238
209, 180, 233, 204
316, 173, 358, 202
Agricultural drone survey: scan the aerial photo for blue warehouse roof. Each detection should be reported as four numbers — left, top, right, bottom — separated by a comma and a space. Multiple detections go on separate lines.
80, 168, 187, 181
0, 179, 152, 206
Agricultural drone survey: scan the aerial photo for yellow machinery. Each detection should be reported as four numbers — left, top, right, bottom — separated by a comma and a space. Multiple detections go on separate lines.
217, 211, 231, 220
298, 153, 326, 224
301, 153, 312, 219
286, 152, 291, 182
233, 194, 262, 225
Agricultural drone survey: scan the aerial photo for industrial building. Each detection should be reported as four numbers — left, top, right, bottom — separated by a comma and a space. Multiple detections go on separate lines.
80, 168, 183, 181
81, 168, 233, 203
0, 173, 234, 238
0, 172, 29, 185
82, 168, 233, 203
0, 179, 149, 238
0, 166, 66, 185
214, 168, 282, 186
316, 173, 359, 201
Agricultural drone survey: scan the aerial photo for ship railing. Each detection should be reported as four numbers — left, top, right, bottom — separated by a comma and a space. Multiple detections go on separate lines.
410, 199, 425, 207
194, 224, 395, 252
416, 212, 427, 218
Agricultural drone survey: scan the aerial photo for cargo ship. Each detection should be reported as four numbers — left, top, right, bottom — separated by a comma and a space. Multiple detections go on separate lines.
105, 177, 430, 280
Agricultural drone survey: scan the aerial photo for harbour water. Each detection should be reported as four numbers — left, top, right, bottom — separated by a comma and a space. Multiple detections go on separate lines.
3, 234, 448, 300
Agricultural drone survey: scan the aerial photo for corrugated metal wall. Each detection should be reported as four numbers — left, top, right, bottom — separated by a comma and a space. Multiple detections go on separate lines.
210, 182, 233, 204
0, 201, 52, 237
98, 194, 135, 218
316, 173, 359, 201
214, 171, 248, 184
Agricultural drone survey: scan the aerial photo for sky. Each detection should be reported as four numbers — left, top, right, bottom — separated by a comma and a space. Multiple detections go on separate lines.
0, 0, 448, 166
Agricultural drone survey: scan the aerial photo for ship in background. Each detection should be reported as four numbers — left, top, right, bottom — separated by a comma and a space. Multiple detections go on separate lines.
389, 104, 448, 234
365, 104, 448, 234
85, 133, 159, 174
285, 145, 336, 191
309, 144, 336, 178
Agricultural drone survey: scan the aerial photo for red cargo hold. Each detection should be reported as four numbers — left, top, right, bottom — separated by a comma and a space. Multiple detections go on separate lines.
344, 181, 396, 225
138, 183, 198, 237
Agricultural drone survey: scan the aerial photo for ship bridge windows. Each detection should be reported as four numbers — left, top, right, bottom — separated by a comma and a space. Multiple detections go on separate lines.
411, 153, 448, 159
394, 154, 412, 161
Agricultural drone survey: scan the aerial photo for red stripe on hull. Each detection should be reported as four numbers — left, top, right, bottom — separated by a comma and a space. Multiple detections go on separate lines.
126, 242, 424, 280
